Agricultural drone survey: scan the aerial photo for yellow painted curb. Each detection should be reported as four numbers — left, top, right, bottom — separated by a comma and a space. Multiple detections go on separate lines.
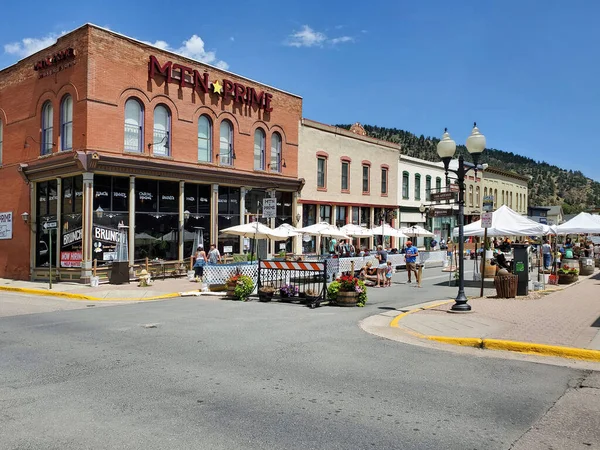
0, 286, 180, 302
388, 300, 600, 363
482, 339, 600, 362
427, 336, 483, 348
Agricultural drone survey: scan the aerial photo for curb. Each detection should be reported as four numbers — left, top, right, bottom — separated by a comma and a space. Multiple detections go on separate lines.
390, 302, 600, 363
0, 286, 181, 302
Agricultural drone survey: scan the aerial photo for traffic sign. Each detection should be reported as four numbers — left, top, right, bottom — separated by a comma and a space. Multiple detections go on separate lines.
482, 196, 494, 212
262, 198, 277, 218
430, 191, 457, 202
481, 212, 493, 228
43, 220, 58, 230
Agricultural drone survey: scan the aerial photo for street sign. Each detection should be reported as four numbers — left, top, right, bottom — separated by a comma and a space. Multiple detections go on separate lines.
43, 220, 58, 230
449, 183, 460, 193
262, 198, 277, 218
481, 212, 493, 228
429, 208, 456, 217
430, 191, 457, 202
482, 196, 494, 212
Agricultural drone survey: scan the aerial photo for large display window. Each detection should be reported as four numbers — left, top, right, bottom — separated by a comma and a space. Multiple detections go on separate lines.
218, 186, 240, 255
93, 175, 129, 265
274, 191, 293, 253
36, 180, 58, 267
183, 183, 211, 259
60, 176, 83, 268
302, 204, 316, 254
134, 179, 179, 261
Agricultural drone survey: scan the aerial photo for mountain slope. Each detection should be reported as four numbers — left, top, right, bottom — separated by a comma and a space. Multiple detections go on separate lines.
335, 124, 600, 214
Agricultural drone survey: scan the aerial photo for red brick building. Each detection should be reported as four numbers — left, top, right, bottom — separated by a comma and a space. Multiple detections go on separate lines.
0, 24, 303, 281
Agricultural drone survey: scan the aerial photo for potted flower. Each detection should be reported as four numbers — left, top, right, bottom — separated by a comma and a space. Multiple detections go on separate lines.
225, 272, 242, 298
232, 274, 254, 301
304, 288, 321, 309
557, 268, 579, 284
328, 275, 368, 307
258, 285, 276, 302
279, 284, 298, 300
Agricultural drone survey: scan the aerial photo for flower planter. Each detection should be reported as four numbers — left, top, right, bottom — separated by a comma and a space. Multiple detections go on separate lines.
558, 273, 578, 285
336, 291, 359, 307
226, 282, 237, 299
258, 290, 274, 302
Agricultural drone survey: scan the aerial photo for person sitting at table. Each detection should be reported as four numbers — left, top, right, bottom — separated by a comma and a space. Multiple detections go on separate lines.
359, 262, 378, 286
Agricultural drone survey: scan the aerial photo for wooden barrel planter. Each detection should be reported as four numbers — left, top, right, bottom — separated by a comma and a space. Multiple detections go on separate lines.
558, 273, 578, 285
336, 291, 359, 307
226, 282, 237, 299
494, 274, 518, 298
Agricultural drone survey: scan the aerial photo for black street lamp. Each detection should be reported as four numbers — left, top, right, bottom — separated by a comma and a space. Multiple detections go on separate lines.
437, 123, 486, 312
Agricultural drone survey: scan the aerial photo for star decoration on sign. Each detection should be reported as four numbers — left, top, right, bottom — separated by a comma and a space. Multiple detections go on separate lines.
212, 80, 223, 95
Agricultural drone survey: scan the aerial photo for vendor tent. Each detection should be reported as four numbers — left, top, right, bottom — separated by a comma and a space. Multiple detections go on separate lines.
554, 212, 600, 234
401, 225, 435, 238
452, 205, 547, 237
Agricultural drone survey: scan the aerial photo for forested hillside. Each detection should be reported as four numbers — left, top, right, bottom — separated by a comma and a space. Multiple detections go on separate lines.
336, 124, 600, 214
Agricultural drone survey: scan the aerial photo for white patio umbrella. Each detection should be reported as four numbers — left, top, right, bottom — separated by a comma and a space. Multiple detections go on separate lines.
370, 225, 407, 238
297, 222, 350, 239
340, 224, 374, 237
221, 222, 283, 261
271, 223, 303, 240
400, 225, 435, 238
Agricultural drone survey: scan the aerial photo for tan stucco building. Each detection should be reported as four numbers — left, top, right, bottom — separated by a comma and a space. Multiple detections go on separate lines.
297, 120, 400, 253
482, 167, 529, 214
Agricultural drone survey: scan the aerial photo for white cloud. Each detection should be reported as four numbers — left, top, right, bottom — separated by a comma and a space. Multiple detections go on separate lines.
330, 36, 354, 45
286, 25, 327, 48
230, 36, 235, 42
285, 25, 355, 48
144, 34, 228, 70
3, 31, 66, 58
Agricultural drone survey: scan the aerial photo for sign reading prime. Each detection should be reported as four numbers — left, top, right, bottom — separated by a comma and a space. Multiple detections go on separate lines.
149, 56, 274, 112
0, 212, 13, 240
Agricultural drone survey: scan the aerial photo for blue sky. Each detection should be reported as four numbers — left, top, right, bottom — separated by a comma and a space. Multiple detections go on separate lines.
2, 0, 599, 181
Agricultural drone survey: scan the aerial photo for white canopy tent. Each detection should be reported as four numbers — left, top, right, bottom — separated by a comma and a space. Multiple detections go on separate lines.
401, 225, 435, 238
340, 224, 374, 237
554, 212, 600, 234
452, 205, 547, 237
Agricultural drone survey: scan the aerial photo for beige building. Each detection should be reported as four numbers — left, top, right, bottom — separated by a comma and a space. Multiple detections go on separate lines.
297, 120, 400, 253
482, 167, 529, 214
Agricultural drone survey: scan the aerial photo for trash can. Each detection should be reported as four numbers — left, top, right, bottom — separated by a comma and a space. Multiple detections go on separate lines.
494, 274, 518, 298
579, 257, 595, 275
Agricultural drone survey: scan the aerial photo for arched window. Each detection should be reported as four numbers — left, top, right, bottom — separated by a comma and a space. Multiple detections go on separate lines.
484, 187, 488, 198
41, 101, 53, 155
510, 192, 513, 208
271, 132, 282, 172
475, 186, 480, 207
425, 176, 432, 201
468, 185, 473, 207
60, 95, 73, 151
494, 189, 498, 208
501, 190, 505, 205
124, 98, 143, 152
152, 105, 170, 156
219, 120, 233, 165
197, 115, 212, 162
414, 174, 421, 200
402, 172, 410, 199
254, 128, 266, 170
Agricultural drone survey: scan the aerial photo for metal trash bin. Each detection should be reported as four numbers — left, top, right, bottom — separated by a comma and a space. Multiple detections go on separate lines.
494, 274, 518, 298
579, 257, 595, 275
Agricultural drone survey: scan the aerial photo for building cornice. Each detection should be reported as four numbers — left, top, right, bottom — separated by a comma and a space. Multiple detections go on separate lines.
302, 119, 401, 151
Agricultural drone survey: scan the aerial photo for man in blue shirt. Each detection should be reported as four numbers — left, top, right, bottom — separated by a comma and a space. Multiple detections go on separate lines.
405, 241, 419, 283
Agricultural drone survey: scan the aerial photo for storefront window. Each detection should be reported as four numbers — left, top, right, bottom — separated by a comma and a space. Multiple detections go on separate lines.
92, 175, 130, 265
320, 205, 332, 224
60, 176, 83, 268
336, 205, 346, 227
36, 180, 58, 267
183, 183, 211, 258
360, 207, 370, 228
274, 191, 293, 253
218, 186, 240, 254
302, 204, 317, 254
352, 206, 360, 225
134, 179, 179, 261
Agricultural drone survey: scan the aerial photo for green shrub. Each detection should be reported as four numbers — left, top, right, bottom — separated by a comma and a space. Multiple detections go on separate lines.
233, 275, 254, 301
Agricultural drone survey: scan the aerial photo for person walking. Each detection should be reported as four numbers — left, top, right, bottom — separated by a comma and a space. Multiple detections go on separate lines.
385, 261, 394, 287
193, 245, 207, 280
405, 240, 419, 284
207, 244, 222, 265
541, 239, 552, 270
375, 244, 388, 287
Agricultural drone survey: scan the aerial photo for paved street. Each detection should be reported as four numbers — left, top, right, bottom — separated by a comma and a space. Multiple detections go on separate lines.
1, 269, 597, 450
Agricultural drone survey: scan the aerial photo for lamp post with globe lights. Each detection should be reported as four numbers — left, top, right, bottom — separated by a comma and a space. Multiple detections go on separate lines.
436, 123, 487, 312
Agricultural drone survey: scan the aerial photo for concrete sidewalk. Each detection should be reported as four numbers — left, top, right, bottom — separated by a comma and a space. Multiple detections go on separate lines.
388, 271, 600, 362
0, 277, 216, 300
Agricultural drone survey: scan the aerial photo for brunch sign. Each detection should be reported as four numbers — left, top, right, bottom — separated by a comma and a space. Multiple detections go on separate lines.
148, 56, 274, 112
33, 48, 76, 79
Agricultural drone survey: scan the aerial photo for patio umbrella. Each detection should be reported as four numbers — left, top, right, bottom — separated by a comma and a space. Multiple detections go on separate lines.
271, 223, 303, 240
340, 224, 374, 237
135, 232, 158, 243
370, 225, 407, 238
297, 222, 350, 254
401, 225, 435, 238
221, 222, 282, 262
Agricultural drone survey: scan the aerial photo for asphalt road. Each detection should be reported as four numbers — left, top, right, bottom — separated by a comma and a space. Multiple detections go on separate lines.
0, 270, 589, 449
